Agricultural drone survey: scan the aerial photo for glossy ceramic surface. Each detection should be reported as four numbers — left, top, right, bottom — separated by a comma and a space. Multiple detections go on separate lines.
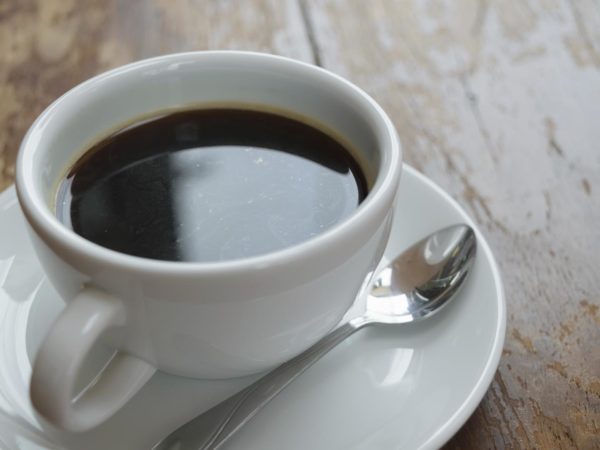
16, 51, 401, 430
0, 166, 506, 450
16, 51, 401, 379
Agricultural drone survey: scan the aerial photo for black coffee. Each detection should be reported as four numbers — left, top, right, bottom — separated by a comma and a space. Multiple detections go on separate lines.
56, 108, 367, 262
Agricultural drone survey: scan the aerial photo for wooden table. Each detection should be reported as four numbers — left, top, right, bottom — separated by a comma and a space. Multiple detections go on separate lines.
1, 1, 598, 448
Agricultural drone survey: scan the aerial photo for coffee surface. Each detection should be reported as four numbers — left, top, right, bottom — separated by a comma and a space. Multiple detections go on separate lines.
56, 108, 367, 262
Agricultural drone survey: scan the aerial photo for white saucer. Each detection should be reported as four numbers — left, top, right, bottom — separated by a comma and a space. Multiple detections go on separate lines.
0, 165, 505, 450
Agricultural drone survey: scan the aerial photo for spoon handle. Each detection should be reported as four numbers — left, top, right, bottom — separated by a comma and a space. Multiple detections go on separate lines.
154, 319, 367, 450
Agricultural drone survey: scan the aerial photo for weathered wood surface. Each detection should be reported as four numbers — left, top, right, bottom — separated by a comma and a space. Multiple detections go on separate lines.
0, 0, 313, 191
0, 0, 598, 448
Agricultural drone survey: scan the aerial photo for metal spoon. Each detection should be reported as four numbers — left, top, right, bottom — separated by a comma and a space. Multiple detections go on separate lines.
154, 224, 476, 450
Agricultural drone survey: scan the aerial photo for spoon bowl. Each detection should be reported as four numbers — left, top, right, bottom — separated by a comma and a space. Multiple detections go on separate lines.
364, 224, 476, 324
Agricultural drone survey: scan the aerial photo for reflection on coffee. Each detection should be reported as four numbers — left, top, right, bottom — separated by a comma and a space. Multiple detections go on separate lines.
56, 108, 367, 262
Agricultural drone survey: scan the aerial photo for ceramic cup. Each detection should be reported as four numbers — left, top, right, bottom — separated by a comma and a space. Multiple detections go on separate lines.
16, 51, 401, 432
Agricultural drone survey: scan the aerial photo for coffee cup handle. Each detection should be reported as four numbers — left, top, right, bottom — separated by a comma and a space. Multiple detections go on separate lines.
29, 286, 156, 432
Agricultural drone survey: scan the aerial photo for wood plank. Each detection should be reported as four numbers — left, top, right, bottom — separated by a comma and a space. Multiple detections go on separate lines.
302, 0, 600, 448
0, 0, 314, 191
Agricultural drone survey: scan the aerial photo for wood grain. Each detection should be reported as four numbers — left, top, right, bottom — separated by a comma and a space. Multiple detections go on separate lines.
1, 0, 599, 448
0, 0, 313, 191
302, 0, 600, 448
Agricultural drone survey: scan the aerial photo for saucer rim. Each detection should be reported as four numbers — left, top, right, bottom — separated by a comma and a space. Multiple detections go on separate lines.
404, 165, 506, 450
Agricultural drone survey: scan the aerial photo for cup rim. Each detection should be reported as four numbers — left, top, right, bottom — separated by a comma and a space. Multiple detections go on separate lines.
16, 51, 401, 275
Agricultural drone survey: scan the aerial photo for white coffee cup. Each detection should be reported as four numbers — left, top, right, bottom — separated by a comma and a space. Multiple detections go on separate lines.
16, 51, 401, 432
